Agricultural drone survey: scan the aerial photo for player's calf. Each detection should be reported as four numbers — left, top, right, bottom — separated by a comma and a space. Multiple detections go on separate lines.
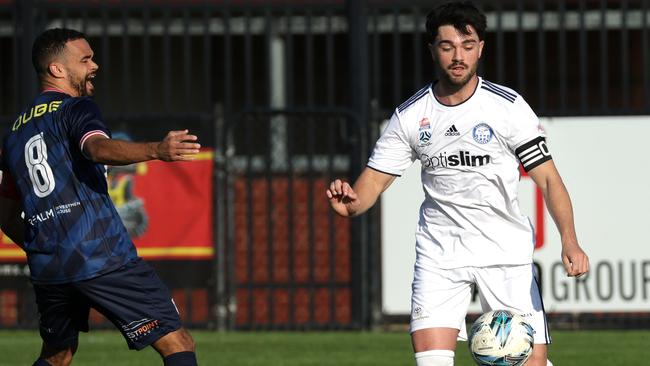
32, 353, 73, 366
34, 342, 77, 366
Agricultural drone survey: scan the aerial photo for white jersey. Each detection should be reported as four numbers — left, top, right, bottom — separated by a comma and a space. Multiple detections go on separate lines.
368, 77, 552, 269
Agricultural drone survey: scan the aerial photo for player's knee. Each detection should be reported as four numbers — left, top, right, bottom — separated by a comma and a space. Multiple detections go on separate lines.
177, 328, 195, 352
163, 351, 198, 366
414, 350, 454, 366
154, 328, 195, 355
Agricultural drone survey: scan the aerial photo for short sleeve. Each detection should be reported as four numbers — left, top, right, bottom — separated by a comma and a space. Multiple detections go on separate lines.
367, 111, 416, 176
63, 98, 111, 156
508, 97, 552, 172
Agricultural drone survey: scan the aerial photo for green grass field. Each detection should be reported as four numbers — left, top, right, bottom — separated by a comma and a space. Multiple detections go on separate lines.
1, 329, 648, 365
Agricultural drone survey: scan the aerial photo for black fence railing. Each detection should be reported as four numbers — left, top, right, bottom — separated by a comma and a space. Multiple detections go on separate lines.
218, 108, 365, 330
1, 1, 649, 121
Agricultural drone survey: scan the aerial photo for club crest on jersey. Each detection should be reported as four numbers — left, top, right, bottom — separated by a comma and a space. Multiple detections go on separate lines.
418, 117, 432, 146
472, 123, 493, 144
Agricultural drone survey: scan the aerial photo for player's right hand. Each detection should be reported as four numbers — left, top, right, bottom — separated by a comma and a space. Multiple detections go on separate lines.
326, 179, 359, 217
157, 130, 201, 162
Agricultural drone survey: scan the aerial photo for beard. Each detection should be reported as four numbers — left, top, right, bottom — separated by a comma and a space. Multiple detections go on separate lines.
437, 61, 478, 88
69, 72, 94, 97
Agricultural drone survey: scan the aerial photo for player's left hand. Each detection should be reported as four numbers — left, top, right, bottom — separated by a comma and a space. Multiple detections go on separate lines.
561, 242, 589, 277
157, 130, 201, 161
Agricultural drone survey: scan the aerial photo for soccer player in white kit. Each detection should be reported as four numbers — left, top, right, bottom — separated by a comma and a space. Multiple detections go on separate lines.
326, 2, 589, 366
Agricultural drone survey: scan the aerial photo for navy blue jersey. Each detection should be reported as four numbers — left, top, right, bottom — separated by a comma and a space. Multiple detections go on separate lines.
1, 91, 137, 284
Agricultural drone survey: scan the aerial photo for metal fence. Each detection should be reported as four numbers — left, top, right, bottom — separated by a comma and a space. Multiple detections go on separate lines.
0, 0, 649, 330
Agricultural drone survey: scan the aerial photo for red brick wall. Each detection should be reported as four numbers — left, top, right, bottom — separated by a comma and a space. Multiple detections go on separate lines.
234, 176, 351, 327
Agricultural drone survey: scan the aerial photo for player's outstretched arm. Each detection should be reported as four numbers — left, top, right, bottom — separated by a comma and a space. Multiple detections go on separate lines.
326, 167, 396, 217
84, 129, 201, 165
528, 160, 589, 277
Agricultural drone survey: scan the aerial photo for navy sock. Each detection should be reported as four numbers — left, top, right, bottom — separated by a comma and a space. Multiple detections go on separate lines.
32, 359, 52, 366
163, 351, 198, 366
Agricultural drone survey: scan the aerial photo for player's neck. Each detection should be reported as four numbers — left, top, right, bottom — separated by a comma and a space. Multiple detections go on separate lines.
433, 75, 478, 106
41, 79, 77, 97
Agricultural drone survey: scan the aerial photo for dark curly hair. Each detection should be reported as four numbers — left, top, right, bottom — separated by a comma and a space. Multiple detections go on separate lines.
32, 28, 86, 78
425, 1, 487, 43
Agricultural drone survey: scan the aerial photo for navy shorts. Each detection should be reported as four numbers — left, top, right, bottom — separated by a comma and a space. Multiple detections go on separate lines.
33, 258, 182, 350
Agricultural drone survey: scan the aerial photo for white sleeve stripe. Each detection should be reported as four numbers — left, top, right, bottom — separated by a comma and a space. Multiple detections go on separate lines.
80, 130, 109, 154
522, 154, 545, 167
515, 136, 552, 172
520, 150, 541, 163
518, 145, 539, 157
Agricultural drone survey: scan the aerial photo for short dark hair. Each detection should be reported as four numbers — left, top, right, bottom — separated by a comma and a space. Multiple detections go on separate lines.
32, 28, 86, 77
425, 1, 487, 43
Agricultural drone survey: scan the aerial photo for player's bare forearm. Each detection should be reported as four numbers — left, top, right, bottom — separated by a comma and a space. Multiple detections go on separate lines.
528, 161, 577, 244
84, 130, 201, 165
327, 167, 395, 217
84, 137, 157, 165
528, 160, 589, 276
349, 168, 396, 216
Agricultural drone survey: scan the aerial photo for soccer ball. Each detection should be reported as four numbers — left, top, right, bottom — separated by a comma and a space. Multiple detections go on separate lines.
468, 310, 535, 366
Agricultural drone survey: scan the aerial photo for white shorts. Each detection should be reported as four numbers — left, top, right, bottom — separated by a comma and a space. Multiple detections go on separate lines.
410, 263, 551, 344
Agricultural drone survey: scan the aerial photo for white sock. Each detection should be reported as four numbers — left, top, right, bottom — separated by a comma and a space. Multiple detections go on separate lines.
547, 360, 553, 366
414, 350, 454, 366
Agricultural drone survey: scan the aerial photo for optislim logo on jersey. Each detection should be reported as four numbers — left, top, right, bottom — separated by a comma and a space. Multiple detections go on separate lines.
420, 151, 491, 170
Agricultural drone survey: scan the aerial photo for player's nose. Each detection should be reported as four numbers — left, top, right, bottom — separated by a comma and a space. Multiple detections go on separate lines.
452, 48, 463, 61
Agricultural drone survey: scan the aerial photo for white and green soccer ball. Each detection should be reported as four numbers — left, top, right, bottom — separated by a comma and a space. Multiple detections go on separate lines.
468, 310, 535, 366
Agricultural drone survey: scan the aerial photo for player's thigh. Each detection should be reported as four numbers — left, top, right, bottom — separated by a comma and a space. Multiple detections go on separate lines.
473, 264, 551, 345
410, 264, 473, 346
76, 258, 183, 350
32, 283, 90, 350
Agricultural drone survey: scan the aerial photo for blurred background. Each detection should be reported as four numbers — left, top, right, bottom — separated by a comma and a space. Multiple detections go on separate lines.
0, 0, 649, 335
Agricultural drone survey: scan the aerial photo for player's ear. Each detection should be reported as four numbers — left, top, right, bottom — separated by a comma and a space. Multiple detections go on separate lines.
478, 40, 484, 59
47, 61, 66, 79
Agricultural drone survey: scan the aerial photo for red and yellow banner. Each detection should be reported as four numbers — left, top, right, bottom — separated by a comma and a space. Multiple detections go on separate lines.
0, 150, 214, 262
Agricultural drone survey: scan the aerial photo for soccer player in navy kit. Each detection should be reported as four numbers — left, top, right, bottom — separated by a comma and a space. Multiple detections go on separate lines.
0, 29, 199, 366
